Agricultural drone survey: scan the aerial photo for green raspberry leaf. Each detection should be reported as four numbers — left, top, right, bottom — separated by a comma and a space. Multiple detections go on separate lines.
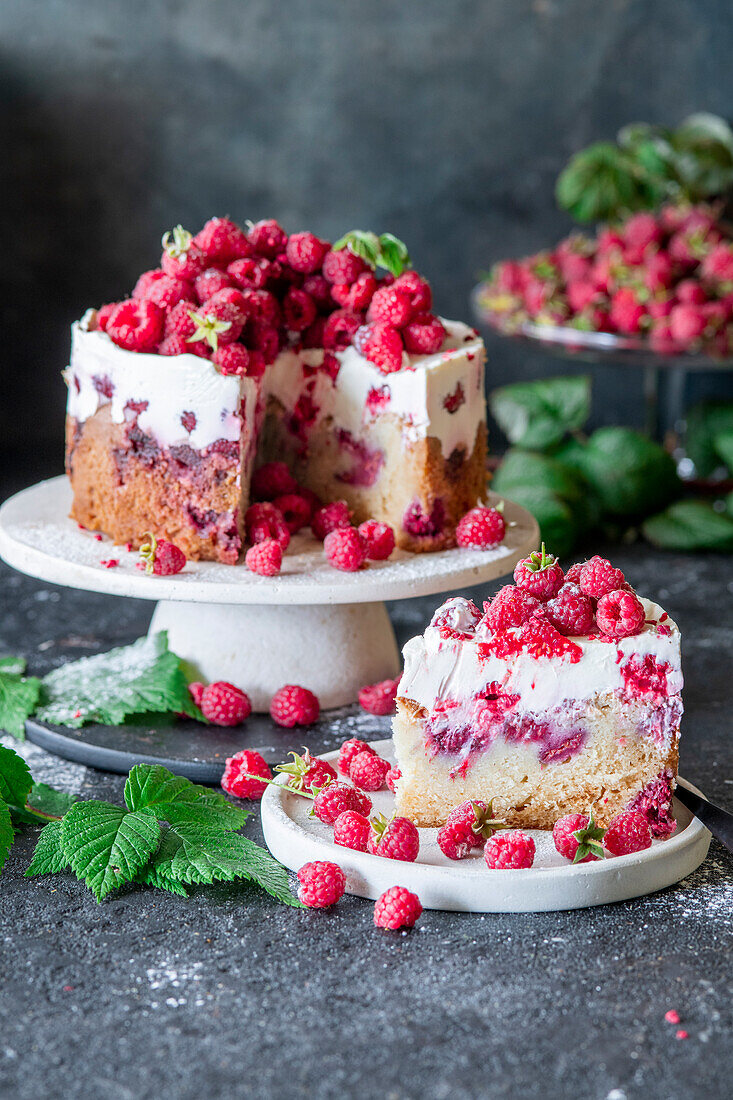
642, 499, 733, 552
557, 428, 680, 518
124, 763, 248, 830
26, 821, 70, 876
136, 827, 190, 896
36, 632, 202, 729
26, 783, 80, 820
684, 400, 733, 477
61, 801, 160, 902
0, 663, 41, 740
0, 743, 33, 808
0, 657, 27, 676
0, 801, 14, 875
332, 230, 380, 268
489, 376, 591, 450
377, 233, 410, 277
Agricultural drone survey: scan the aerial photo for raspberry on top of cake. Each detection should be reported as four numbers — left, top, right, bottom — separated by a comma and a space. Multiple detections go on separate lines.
64, 220, 487, 562
392, 550, 682, 835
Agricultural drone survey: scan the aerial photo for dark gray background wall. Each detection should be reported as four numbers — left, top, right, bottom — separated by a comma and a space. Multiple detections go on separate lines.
3, 0, 733, 467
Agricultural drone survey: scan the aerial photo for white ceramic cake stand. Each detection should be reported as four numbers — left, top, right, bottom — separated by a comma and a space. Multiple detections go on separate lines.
261, 739, 712, 913
0, 477, 539, 711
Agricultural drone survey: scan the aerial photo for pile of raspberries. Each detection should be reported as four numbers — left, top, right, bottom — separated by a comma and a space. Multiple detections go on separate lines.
95, 216, 447, 376
480, 203, 733, 356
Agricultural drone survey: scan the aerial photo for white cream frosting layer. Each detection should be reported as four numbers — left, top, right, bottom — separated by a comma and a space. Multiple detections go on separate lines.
399, 597, 683, 714
65, 313, 485, 458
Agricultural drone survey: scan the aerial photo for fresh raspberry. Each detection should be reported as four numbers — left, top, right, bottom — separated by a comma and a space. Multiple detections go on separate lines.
402, 313, 447, 355
246, 350, 267, 380
545, 584, 595, 636
609, 287, 647, 334
566, 280, 600, 313
244, 502, 290, 551
106, 299, 164, 352
596, 589, 645, 639
187, 681, 204, 708
270, 684, 320, 728
338, 738, 376, 776
132, 270, 192, 311
247, 218, 288, 259
225, 257, 260, 289
312, 782, 369, 824
675, 1030, 689, 1041
251, 462, 298, 501
430, 596, 483, 639
164, 299, 199, 339
675, 278, 707, 304
669, 303, 708, 345
194, 268, 233, 303
373, 885, 422, 929
665, 1010, 681, 1025
513, 544, 564, 600
323, 248, 370, 285
579, 556, 626, 599
367, 285, 414, 327
392, 271, 432, 313
456, 506, 506, 550
367, 813, 420, 861
350, 751, 391, 791
194, 217, 251, 263
324, 526, 367, 572
246, 317, 281, 360
245, 538, 282, 576
161, 226, 206, 281
437, 824, 476, 860
302, 274, 334, 311
481, 585, 541, 631
357, 520, 395, 561
285, 231, 330, 273
333, 810, 371, 852
272, 493, 312, 535
221, 749, 271, 799
312, 500, 352, 540
354, 322, 404, 374
385, 766, 401, 794
485, 830, 535, 869
158, 335, 189, 357
213, 344, 250, 376
283, 287, 317, 332
276, 749, 336, 794
623, 211, 662, 253
139, 533, 187, 575
564, 561, 585, 584
642, 251, 675, 293
201, 681, 252, 727
195, 300, 243, 347
446, 799, 504, 848
297, 861, 345, 908
96, 302, 118, 331
322, 309, 363, 350
236, 287, 281, 324
335, 272, 378, 312
603, 810, 652, 856
552, 811, 605, 863
358, 677, 399, 716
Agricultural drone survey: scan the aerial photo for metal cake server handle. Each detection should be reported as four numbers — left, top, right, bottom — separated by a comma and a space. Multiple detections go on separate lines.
674, 782, 733, 853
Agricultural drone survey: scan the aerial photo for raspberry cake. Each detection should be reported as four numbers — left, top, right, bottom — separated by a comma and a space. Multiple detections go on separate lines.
65, 219, 487, 563
392, 552, 682, 836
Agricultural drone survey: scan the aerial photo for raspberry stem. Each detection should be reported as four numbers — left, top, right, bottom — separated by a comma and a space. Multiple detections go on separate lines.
237, 772, 317, 800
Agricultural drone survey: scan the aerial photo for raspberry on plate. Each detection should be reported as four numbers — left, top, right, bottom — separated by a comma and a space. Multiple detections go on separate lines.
373, 885, 422, 929
200, 681, 252, 727
484, 830, 535, 869
350, 751, 391, 791
272, 493, 312, 535
312, 782, 370, 825
385, 765, 401, 793
513, 544, 564, 600
245, 538, 282, 576
251, 462, 298, 502
221, 749, 271, 799
312, 500, 352, 540
333, 809, 371, 852
358, 520, 395, 561
579, 556, 626, 599
552, 811, 606, 863
338, 737, 376, 776
276, 749, 336, 794
245, 502, 291, 551
456, 505, 506, 550
324, 526, 367, 572
297, 861, 346, 908
603, 810, 653, 856
107, 299, 165, 353
138, 533, 186, 576
596, 589, 645, 639
367, 813, 419, 861
358, 677, 400, 716
270, 684, 320, 728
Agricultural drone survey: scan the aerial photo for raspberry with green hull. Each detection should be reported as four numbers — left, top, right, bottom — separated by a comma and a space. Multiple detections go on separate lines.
276, 749, 336, 794
367, 813, 419, 861
553, 811, 606, 863
513, 544, 564, 600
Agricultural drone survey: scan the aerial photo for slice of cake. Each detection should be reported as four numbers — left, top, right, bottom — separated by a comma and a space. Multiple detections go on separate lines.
392, 551, 682, 836
64, 219, 487, 562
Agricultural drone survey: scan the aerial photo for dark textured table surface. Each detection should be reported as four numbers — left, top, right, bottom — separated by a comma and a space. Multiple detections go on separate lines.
0, 500, 731, 1099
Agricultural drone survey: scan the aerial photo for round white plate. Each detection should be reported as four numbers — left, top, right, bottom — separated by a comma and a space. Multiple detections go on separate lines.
0, 477, 538, 605
261, 739, 711, 913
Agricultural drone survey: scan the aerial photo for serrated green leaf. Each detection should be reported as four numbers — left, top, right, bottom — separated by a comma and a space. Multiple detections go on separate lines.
26, 783, 80, 820
492, 484, 578, 558
0, 743, 33, 808
685, 400, 733, 477
0, 657, 26, 676
124, 763, 248, 830
642, 499, 733, 552
61, 801, 160, 902
0, 801, 14, 874
25, 821, 70, 876
0, 668, 41, 740
557, 428, 679, 518
378, 233, 410, 277
489, 376, 591, 450
555, 143, 653, 223
332, 230, 380, 268
493, 447, 601, 543
36, 632, 201, 729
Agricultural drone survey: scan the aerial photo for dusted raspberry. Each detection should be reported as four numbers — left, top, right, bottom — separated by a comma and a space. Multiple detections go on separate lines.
446, 799, 504, 848
373, 885, 422, 930
213, 344, 250, 376
133, 270, 192, 311
354, 322, 404, 374
596, 589, 645, 639
484, 830, 535, 869
107, 299, 165, 352
603, 810, 652, 856
579, 556, 626, 599
437, 824, 475, 861
322, 247, 369, 285
338, 737, 376, 776
339, 272, 378, 312
564, 561, 585, 585
357, 520, 395, 561
312, 782, 367, 824
245, 319, 280, 362
285, 231, 330, 273
358, 677, 400, 716
194, 268, 233, 304
245, 502, 291, 551
431, 596, 482, 639
188, 681, 205, 708
221, 749, 271, 799
297, 861, 346, 908
513, 544, 564, 600
201, 681, 253, 727
161, 225, 206, 281
158, 335, 189, 356
367, 813, 420, 861
96, 302, 119, 331
251, 462, 298, 501
312, 500, 352, 540
164, 299, 199, 339
545, 584, 595, 636
392, 270, 432, 313
302, 274, 334, 311
237, 287, 281, 324
350, 750, 391, 791
283, 287, 317, 332
247, 218, 288, 258
245, 538, 282, 576
194, 217, 251, 263
295, 486, 322, 522
367, 286, 414, 327
402, 313, 447, 355
385, 766, 401, 794
349, 788, 373, 817
552, 812, 605, 863
456, 506, 506, 550
609, 287, 647, 334
272, 493, 312, 535
324, 526, 367, 572
270, 683, 320, 728
322, 308, 362, 350
138, 534, 187, 576
481, 585, 541, 631
195, 300, 243, 346
276, 748, 336, 794
226, 257, 260, 288
329, 815, 369, 860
